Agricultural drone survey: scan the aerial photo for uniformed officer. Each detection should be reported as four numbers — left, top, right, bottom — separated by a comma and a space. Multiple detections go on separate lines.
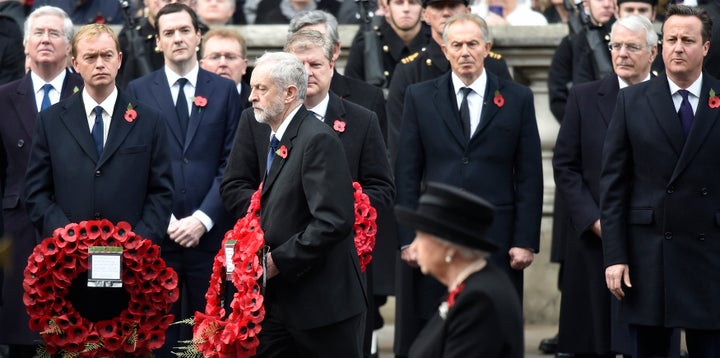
345, 0, 430, 87
385, 0, 511, 159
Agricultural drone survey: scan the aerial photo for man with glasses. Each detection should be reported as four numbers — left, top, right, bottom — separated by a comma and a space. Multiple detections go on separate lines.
199, 28, 251, 108
554, 14, 658, 357
601, 5, 720, 356
0, 6, 84, 357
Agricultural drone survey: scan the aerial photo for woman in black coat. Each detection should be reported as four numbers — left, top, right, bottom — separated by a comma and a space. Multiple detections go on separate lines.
395, 182, 523, 358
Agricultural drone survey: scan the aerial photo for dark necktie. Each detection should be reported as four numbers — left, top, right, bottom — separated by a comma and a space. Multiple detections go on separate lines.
92, 106, 104, 157
266, 135, 280, 174
41, 84, 53, 111
176, 78, 189, 135
678, 89, 694, 137
459, 87, 472, 139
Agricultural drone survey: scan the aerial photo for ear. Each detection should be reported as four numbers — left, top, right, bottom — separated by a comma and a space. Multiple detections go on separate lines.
285, 85, 298, 103
71, 57, 79, 73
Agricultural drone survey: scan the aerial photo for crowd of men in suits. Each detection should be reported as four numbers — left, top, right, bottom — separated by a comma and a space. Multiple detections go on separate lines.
0, 0, 720, 357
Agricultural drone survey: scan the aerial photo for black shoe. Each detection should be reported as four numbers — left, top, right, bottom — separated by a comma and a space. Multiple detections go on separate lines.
555, 353, 573, 358
539, 334, 559, 354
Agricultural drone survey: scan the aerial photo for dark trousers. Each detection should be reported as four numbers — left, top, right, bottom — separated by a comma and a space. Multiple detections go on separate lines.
156, 248, 215, 356
257, 304, 363, 358
631, 325, 717, 358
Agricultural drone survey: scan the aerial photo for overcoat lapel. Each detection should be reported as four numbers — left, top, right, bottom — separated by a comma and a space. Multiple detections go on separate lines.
433, 73, 466, 147
151, 71, 185, 146
60, 95, 99, 162
261, 107, 307, 195
185, 70, 211, 151
324, 92, 345, 134
596, 75, 619, 127
98, 93, 136, 168
648, 75, 685, 156
672, 74, 720, 181
12, 75, 37, 138
475, 72, 501, 138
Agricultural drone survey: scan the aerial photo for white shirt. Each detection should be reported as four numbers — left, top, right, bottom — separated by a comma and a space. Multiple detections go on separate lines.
271, 103, 303, 142
306, 93, 330, 121
164, 63, 199, 116
668, 74, 702, 114
32, 70, 67, 112
617, 73, 651, 89
81, 87, 117, 147
451, 70, 487, 136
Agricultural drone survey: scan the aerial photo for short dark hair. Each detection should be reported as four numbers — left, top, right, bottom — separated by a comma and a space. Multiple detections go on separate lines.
664, 4, 712, 44
155, 3, 200, 35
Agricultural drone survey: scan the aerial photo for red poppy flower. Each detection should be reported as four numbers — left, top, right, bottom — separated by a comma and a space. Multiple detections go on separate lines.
276, 145, 288, 159
333, 120, 346, 133
710, 96, 720, 109
493, 91, 505, 108
194, 95, 208, 108
124, 109, 137, 123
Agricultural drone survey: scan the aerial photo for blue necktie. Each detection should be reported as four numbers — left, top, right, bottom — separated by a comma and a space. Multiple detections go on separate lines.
459, 87, 472, 139
176, 78, 189, 135
92, 106, 104, 157
266, 135, 280, 174
678, 89, 694, 137
40, 84, 53, 111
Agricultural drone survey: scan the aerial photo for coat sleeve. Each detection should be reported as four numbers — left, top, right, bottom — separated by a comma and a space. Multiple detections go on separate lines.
220, 109, 263, 219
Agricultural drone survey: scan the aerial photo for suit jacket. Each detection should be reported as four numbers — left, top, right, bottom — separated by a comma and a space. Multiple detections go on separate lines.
331, 71, 389, 142
408, 265, 523, 358
387, 39, 512, 159
600, 73, 720, 329
24, 89, 173, 244
0, 70, 83, 344
127, 68, 240, 253
220, 106, 366, 329
552, 74, 619, 354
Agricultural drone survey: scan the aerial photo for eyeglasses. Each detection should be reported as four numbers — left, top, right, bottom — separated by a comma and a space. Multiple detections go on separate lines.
203, 52, 244, 62
608, 42, 646, 53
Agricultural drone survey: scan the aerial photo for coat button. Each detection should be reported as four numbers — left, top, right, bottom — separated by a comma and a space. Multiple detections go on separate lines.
94, 212, 101, 219
382, 45, 389, 52
700, 187, 708, 196
95, 170, 101, 177
462, 157, 469, 164
17, 139, 24, 148
666, 185, 675, 194
664, 232, 672, 240
183, 158, 189, 164
698, 233, 706, 241
426, 59, 432, 66
181, 189, 186, 194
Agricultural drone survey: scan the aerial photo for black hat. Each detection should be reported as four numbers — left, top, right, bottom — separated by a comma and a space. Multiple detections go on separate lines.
395, 182, 497, 252
617, 0, 658, 7
422, 0, 469, 8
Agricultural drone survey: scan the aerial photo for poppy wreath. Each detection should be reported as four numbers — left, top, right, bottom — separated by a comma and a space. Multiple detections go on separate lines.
353, 181, 377, 272
23, 220, 179, 357
174, 185, 265, 358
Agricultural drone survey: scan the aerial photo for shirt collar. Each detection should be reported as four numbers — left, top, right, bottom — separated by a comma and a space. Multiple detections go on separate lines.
306, 93, 330, 120
451, 70, 487, 98
82, 86, 119, 118
668, 73, 703, 98
272, 103, 303, 141
31, 70, 67, 94
164, 62, 200, 88
617, 73, 651, 89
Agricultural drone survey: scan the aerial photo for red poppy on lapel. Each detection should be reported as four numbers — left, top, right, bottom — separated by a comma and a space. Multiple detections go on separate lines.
193, 95, 208, 112
493, 90, 505, 108
124, 103, 137, 123
333, 120, 346, 133
709, 89, 720, 109
276, 145, 288, 159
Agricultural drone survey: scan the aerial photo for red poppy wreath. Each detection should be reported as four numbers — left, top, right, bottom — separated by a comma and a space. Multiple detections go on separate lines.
23, 220, 179, 357
175, 182, 377, 357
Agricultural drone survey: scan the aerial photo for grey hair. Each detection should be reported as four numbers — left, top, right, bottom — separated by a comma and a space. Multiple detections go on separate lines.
612, 14, 658, 52
435, 236, 490, 261
254, 52, 308, 101
442, 13, 492, 46
288, 10, 340, 45
24, 6, 74, 45
285, 29, 335, 62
